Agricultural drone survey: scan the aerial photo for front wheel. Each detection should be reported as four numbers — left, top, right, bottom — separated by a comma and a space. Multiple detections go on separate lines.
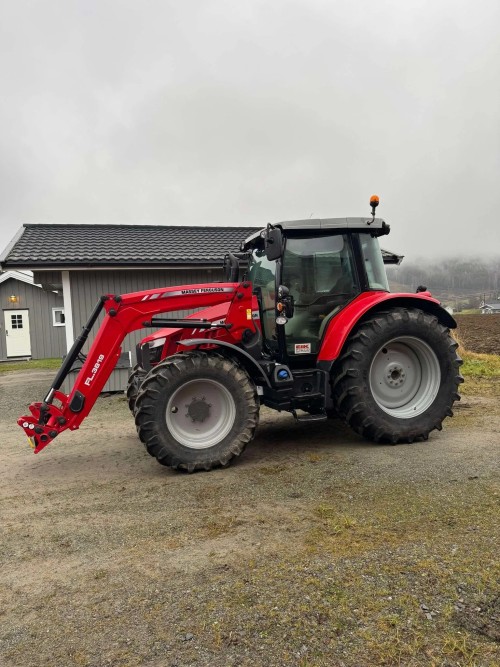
134, 352, 259, 471
331, 308, 463, 443
126, 364, 146, 414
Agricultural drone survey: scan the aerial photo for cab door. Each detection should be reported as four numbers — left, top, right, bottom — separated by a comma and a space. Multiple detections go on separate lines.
248, 248, 279, 353
282, 233, 360, 360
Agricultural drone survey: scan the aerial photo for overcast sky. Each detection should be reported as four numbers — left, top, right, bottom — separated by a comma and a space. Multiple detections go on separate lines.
1, 0, 499, 260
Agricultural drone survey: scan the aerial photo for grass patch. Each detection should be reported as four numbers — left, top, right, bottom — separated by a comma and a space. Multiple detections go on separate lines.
460, 376, 500, 397
452, 332, 500, 395
458, 349, 500, 396
0, 358, 62, 373
202, 516, 239, 539
460, 350, 500, 377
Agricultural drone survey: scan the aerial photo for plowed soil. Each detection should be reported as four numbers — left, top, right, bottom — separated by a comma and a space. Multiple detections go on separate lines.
455, 314, 500, 354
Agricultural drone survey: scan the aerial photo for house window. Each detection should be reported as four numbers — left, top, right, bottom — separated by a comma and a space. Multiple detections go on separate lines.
52, 308, 66, 326
11, 314, 23, 329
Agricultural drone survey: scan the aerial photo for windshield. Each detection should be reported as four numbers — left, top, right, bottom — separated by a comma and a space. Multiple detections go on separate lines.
360, 234, 390, 291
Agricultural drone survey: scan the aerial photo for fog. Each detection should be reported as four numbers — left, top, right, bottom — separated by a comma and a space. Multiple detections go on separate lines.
1, 0, 499, 259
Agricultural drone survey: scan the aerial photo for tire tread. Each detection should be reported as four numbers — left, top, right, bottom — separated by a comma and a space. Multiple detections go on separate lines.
135, 352, 259, 471
331, 307, 463, 444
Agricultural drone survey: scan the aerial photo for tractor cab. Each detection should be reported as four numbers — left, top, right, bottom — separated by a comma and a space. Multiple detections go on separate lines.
244, 212, 391, 367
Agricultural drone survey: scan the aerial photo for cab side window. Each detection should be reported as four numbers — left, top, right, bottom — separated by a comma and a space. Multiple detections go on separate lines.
283, 234, 359, 355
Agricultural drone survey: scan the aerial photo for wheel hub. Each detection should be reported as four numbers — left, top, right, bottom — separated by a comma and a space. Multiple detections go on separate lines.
385, 363, 406, 387
185, 397, 212, 423
369, 336, 441, 418
165, 378, 237, 449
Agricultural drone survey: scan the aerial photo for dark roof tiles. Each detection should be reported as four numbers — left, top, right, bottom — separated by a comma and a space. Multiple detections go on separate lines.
2, 224, 258, 267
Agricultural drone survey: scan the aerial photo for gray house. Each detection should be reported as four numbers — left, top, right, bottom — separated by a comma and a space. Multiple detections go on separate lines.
0, 223, 402, 390
480, 302, 500, 314
0, 270, 65, 360
0, 224, 260, 388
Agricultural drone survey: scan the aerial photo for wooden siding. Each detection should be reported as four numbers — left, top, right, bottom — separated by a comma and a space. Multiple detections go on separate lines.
62, 353, 132, 394
67, 268, 218, 391
0, 279, 66, 360
32, 271, 63, 290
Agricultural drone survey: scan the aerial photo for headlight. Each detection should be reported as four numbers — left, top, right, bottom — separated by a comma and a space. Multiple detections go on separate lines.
149, 337, 166, 349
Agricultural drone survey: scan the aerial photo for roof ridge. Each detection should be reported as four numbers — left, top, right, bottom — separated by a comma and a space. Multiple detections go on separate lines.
21, 223, 261, 230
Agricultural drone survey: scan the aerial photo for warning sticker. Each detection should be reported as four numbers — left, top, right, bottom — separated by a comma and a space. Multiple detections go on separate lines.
246, 309, 252, 320
294, 343, 311, 354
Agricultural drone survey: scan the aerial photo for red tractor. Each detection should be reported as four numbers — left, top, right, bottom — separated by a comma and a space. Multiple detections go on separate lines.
19, 197, 463, 472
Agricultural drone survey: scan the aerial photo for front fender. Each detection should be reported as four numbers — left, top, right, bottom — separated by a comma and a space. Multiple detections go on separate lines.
177, 338, 271, 387
318, 291, 456, 365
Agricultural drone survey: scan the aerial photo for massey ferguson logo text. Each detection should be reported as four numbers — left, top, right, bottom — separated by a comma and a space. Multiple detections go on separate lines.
141, 287, 233, 301
84, 354, 105, 386
181, 287, 225, 295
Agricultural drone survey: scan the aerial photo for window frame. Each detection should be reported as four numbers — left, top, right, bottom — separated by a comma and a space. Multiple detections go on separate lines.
52, 307, 66, 327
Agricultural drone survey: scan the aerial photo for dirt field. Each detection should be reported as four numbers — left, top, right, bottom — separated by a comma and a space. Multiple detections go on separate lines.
1, 370, 499, 667
455, 315, 500, 355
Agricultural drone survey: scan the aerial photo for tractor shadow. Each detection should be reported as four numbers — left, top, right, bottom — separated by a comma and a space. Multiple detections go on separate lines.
244, 412, 370, 463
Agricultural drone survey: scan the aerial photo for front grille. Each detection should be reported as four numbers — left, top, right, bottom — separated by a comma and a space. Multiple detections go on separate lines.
137, 342, 163, 371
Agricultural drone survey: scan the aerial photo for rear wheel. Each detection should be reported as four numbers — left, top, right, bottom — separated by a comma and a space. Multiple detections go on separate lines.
135, 352, 259, 471
332, 308, 463, 443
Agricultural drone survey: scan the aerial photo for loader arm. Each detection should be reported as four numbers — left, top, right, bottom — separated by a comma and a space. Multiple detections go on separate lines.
18, 281, 255, 453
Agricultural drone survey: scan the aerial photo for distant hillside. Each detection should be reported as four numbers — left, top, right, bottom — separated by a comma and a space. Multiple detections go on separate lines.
386, 256, 500, 310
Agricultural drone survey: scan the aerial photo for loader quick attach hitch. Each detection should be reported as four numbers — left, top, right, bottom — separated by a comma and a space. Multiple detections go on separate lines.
18, 391, 69, 453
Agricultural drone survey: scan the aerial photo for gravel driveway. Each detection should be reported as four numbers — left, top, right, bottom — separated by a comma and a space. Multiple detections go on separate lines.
1, 370, 499, 666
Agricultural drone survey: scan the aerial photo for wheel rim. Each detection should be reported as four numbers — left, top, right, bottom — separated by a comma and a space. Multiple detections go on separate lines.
369, 336, 441, 418
165, 379, 236, 449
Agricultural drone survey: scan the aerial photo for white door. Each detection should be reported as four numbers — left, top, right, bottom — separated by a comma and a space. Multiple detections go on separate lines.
4, 309, 31, 357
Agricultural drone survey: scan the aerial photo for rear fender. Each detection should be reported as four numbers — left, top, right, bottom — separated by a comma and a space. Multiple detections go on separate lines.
317, 291, 456, 367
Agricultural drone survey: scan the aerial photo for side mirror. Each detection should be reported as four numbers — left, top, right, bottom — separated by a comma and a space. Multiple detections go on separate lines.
222, 252, 239, 282
264, 225, 283, 261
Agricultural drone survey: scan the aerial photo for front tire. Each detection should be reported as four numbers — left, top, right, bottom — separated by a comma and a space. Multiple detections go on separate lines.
332, 308, 463, 443
126, 364, 146, 414
134, 352, 259, 471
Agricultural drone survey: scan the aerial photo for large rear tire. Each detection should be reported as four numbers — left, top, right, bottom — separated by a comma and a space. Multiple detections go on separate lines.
331, 308, 463, 443
134, 352, 259, 471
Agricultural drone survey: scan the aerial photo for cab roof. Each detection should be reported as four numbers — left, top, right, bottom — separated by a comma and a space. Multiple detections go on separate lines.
242, 217, 402, 264
242, 217, 390, 248
277, 216, 388, 232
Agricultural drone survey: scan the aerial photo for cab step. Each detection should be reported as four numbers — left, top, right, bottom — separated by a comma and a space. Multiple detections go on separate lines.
293, 411, 328, 423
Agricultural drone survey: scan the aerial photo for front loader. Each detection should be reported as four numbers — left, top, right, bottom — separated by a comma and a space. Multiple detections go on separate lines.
18, 197, 463, 472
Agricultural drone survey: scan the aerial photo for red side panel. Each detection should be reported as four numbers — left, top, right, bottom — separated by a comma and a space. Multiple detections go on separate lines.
140, 301, 232, 346
317, 291, 445, 362
140, 297, 262, 359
